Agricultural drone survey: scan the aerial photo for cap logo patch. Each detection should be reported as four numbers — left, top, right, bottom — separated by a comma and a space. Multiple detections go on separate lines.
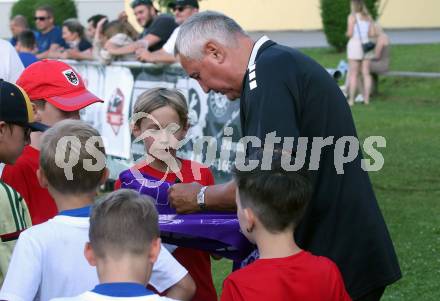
63, 69, 79, 86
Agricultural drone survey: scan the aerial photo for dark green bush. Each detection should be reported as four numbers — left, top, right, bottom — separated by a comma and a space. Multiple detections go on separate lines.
11, 0, 77, 29
320, 0, 380, 51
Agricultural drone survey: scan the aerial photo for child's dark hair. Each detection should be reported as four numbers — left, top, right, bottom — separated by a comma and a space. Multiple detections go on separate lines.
17, 30, 36, 49
63, 18, 86, 40
87, 14, 107, 28
89, 189, 159, 258
233, 148, 312, 233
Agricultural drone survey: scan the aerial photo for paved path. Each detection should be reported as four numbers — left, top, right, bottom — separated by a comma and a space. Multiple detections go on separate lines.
248, 29, 440, 48
385, 71, 440, 78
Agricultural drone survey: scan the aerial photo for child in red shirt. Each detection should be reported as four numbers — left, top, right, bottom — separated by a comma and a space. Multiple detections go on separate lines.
221, 150, 352, 301
115, 88, 217, 301
1, 60, 103, 225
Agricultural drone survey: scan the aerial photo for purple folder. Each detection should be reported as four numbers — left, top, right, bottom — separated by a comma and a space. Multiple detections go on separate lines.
119, 168, 254, 260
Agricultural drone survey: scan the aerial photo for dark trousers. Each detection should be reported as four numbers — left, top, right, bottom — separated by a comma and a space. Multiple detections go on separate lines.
355, 286, 386, 301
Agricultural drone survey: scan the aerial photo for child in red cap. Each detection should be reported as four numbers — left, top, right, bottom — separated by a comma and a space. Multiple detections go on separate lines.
1, 60, 103, 225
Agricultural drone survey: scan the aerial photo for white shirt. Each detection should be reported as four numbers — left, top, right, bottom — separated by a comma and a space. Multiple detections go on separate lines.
353, 14, 371, 42
162, 27, 180, 55
0, 39, 24, 83
51, 292, 177, 301
50, 282, 178, 301
0, 214, 188, 301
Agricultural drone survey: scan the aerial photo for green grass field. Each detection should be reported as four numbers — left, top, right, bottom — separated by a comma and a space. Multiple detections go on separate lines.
211, 44, 440, 300
301, 43, 440, 72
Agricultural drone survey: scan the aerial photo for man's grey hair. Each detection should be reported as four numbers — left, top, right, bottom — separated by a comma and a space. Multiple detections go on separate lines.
11, 15, 28, 28
175, 11, 247, 60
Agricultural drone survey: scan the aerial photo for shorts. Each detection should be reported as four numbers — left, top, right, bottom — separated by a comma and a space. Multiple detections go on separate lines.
347, 38, 374, 60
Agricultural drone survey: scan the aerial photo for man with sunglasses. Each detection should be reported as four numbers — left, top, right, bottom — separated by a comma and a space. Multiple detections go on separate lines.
136, 0, 199, 64
0, 79, 47, 285
34, 5, 66, 59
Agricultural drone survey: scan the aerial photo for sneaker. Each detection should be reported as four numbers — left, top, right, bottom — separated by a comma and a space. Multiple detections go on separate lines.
355, 94, 364, 103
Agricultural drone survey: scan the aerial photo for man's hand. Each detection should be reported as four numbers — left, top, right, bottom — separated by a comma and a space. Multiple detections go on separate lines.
168, 182, 202, 214
65, 49, 80, 59
136, 48, 152, 62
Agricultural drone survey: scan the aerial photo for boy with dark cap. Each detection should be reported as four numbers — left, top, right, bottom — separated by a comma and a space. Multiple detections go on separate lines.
0, 79, 46, 285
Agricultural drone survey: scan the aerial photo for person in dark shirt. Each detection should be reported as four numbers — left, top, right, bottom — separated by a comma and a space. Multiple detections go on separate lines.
62, 19, 92, 52
49, 18, 93, 60
109, 0, 177, 57
34, 5, 65, 59
135, 0, 177, 51
15, 30, 38, 67
136, 0, 199, 64
86, 14, 107, 42
169, 11, 402, 301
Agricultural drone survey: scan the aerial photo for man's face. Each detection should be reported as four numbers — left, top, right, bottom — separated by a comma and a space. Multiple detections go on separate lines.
180, 55, 242, 100
0, 122, 30, 164
86, 21, 96, 40
173, 6, 198, 25
10, 21, 25, 37
34, 10, 53, 32
134, 5, 154, 27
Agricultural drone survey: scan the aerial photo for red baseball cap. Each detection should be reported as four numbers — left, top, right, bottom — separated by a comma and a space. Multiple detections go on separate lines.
16, 60, 103, 112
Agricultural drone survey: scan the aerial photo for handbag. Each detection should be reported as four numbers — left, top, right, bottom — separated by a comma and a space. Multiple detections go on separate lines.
362, 41, 376, 53
355, 16, 376, 54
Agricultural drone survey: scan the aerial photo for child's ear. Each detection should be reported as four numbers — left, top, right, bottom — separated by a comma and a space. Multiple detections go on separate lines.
99, 167, 109, 185
84, 242, 97, 267
36, 168, 49, 188
32, 103, 43, 122
243, 208, 256, 232
148, 237, 161, 264
0, 121, 7, 138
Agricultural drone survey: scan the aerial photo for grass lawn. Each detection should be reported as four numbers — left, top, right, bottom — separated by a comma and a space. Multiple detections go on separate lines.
301, 43, 440, 73
211, 44, 440, 300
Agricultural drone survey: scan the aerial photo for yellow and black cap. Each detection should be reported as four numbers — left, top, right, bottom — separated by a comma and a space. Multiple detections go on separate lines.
0, 79, 48, 132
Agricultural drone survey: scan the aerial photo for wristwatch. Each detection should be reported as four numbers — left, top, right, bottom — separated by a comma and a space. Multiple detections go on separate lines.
197, 186, 208, 210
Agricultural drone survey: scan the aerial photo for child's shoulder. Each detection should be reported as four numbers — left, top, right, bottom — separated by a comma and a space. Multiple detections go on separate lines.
20, 214, 88, 242
180, 158, 211, 172
0, 180, 31, 234
50, 292, 179, 301
180, 158, 214, 184
301, 251, 340, 272
19, 218, 57, 238
227, 251, 340, 283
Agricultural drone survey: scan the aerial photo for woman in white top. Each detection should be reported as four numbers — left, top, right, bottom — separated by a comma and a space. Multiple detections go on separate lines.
346, 0, 376, 106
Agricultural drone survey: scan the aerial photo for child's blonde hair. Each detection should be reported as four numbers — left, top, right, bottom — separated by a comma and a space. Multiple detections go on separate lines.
133, 88, 189, 127
40, 119, 106, 194
103, 20, 138, 41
